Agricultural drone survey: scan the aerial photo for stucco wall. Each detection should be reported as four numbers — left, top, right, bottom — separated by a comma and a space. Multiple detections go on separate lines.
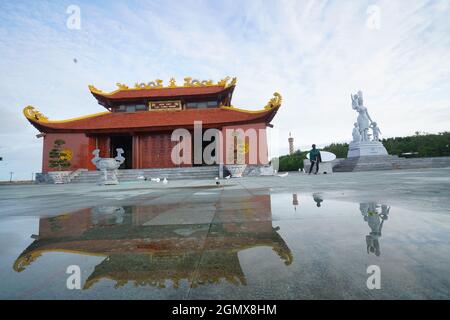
221, 123, 269, 165
42, 133, 95, 172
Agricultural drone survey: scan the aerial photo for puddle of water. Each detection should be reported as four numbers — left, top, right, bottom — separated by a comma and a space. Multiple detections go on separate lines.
0, 190, 450, 299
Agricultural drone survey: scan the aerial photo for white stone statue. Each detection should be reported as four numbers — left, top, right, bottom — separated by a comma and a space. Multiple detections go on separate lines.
352, 122, 361, 142
370, 122, 381, 141
351, 90, 373, 141
348, 90, 388, 157
91, 148, 125, 185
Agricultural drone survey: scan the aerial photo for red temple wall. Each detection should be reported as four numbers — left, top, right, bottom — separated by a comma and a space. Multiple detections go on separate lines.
42, 133, 96, 173
40, 122, 269, 172
221, 122, 269, 165
96, 136, 110, 158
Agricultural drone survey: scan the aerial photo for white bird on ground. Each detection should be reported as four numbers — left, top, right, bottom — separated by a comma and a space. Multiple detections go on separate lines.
150, 178, 160, 183
278, 172, 289, 178
225, 175, 231, 179
163, 178, 168, 184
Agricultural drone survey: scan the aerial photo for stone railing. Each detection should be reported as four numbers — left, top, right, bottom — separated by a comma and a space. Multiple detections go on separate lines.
35, 168, 88, 184
67, 168, 88, 182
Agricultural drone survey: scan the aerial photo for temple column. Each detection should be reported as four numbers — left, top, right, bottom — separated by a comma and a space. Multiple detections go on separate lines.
133, 135, 140, 169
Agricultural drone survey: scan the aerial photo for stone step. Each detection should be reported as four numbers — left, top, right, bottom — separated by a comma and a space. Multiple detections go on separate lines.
70, 166, 219, 183
76, 168, 218, 175
72, 171, 218, 177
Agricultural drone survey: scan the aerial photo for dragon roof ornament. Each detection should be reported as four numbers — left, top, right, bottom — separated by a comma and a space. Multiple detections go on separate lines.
23, 106, 49, 122
264, 92, 283, 110
88, 77, 237, 96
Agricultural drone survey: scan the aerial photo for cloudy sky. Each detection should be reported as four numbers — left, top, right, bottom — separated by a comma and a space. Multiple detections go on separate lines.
0, 0, 449, 180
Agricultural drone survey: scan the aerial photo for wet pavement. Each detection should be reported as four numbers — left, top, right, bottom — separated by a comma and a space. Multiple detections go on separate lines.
0, 168, 450, 299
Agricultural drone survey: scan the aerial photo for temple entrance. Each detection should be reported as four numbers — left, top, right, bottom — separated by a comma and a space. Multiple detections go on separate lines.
193, 130, 217, 166
110, 136, 133, 169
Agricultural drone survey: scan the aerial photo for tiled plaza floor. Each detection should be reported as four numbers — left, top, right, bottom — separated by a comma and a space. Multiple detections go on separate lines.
1, 168, 449, 299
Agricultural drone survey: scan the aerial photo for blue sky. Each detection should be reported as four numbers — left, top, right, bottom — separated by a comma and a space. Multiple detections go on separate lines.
0, 0, 449, 180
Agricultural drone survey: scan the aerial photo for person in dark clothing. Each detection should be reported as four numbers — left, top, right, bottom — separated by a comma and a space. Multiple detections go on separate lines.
308, 144, 321, 174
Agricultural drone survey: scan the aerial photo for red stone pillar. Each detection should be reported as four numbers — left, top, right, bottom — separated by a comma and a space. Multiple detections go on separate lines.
133, 135, 140, 169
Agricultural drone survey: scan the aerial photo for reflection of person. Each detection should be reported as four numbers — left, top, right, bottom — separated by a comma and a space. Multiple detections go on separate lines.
308, 144, 321, 175
360, 203, 390, 256
313, 193, 323, 207
292, 193, 299, 211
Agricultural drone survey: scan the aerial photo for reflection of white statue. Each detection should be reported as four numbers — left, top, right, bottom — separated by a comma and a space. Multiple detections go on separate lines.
351, 91, 373, 141
360, 202, 389, 256
370, 122, 381, 141
352, 122, 361, 142
91, 148, 125, 185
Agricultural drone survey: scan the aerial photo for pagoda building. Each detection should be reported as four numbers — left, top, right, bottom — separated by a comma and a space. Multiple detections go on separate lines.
23, 77, 281, 172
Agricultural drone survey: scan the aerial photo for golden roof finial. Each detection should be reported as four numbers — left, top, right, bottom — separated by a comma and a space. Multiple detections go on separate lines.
264, 92, 282, 109
183, 77, 192, 86
217, 76, 230, 86
23, 106, 49, 122
116, 83, 129, 90
88, 85, 104, 95
227, 77, 237, 88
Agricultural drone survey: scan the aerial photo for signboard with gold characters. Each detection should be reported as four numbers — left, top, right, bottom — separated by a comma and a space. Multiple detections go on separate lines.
149, 100, 182, 111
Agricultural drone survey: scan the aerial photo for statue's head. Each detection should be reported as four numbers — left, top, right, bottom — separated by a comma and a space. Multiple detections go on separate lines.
372, 122, 377, 126
354, 122, 358, 127
357, 90, 364, 104
312, 144, 316, 149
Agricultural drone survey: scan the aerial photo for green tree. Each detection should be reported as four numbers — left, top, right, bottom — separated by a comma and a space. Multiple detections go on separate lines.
48, 139, 71, 171
382, 132, 450, 157
277, 149, 308, 172
322, 143, 349, 158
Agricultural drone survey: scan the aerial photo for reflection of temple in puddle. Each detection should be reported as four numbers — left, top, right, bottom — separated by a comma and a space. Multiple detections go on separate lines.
14, 193, 292, 289
360, 203, 390, 256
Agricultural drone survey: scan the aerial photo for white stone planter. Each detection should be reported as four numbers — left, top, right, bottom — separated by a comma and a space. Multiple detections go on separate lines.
225, 164, 247, 178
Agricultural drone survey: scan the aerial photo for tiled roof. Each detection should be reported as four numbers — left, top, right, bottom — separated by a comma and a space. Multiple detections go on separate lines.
24, 106, 279, 133
91, 86, 232, 100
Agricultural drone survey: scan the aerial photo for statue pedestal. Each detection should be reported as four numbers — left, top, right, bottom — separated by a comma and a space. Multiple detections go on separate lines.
347, 141, 388, 158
